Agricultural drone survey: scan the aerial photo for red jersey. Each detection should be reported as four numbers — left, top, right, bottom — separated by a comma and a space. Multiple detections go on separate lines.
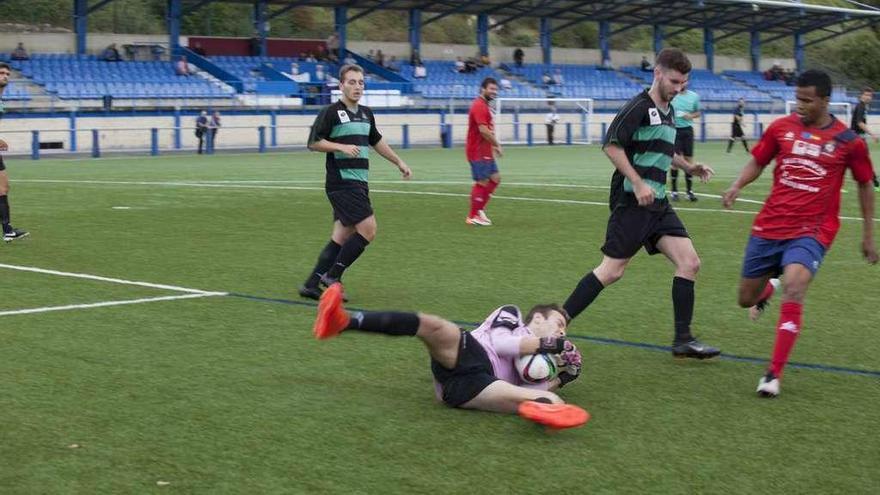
466, 96, 494, 162
750, 114, 875, 247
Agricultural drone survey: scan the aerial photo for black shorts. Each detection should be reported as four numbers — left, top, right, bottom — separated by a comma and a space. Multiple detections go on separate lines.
327, 186, 373, 227
0, 154, 5, 172
431, 330, 499, 408
602, 202, 689, 259
674, 127, 694, 157
731, 123, 744, 138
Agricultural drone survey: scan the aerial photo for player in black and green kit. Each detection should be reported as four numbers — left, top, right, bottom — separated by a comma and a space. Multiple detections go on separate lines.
726, 98, 750, 153
298, 64, 412, 301
561, 48, 720, 359
0, 61, 29, 243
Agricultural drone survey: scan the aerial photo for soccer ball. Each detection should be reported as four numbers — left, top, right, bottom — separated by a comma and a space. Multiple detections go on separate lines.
515, 353, 558, 384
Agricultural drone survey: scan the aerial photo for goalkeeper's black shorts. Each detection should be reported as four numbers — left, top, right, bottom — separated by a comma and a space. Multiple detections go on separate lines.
431, 330, 498, 407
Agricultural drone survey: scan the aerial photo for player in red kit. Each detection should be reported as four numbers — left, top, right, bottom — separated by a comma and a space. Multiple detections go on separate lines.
465, 77, 503, 226
723, 70, 878, 398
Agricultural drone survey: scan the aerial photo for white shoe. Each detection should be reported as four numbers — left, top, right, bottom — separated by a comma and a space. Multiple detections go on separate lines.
756, 372, 780, 398
477, 210, 492, 225
466, 215, 491, 226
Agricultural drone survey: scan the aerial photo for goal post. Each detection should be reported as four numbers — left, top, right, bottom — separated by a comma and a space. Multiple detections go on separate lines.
785, 100, 851, 125
495, 97, 594, 145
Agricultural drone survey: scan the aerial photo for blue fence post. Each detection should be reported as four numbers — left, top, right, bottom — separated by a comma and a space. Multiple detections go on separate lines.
513, 109, 520, 142
173, 109, 182, 150
601, 122, 607, 140
69, 111, 77, 152
270, 111, 277, 147
402, 124, 410, 149
526, 123, 533, 147
151, 128, 159, 156
31, 131, 39, 160
91, 129, 100, 158
581, 112, 588, 140
566, 123, 573, 145
700, 120, 707, 143
258, 126, 266, 153
758, 121, 764, 137
444, 123, 453, 148
206, 128, 214, 154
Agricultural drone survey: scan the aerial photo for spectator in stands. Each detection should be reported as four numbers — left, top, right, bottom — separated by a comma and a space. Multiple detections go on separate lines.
102, 43, 122, 62
305, 53, 318, 63
463, 58, 478, 74
316, 45, 329, 62
326, 33, 340, 62
192, 42, 207, 57
598, 56, 613, 71
410, 49, 421, 66
11, 42, 29, 61
640, 55, 652, 72
387, 56, 400, 72
175, 55, 190, 76
290, 62, 300, 76
210, 111, 221, 147
513, 47, 524, 68
454, 57, 466, 73
413, 62, 427, 79
343, 53, 357, 66
195, 111, 209, 154
366, 49, 375, 61
376, 50, 386, 67
545, 102, 560, 145
500, 77, 512, 90
315, 64, 326, 82
479, 53, 490, 67
542, 71, 554, 87
552, 68, 564, 85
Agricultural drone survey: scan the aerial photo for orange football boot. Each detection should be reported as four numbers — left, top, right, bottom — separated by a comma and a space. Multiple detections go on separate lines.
313, 283, 351, 340
518, 401, 590, 430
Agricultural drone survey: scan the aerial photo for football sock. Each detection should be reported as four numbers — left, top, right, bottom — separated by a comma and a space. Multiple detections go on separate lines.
305, 240, 341, 287
469, 183, 486, 217
672, 276, 695, 343
873, 174, 879, 188
325, 233, 370, 280
769, 301, 803, 377
0, 195, 10, 233
345, 311, 420, 336
742, 140, 750, 152
685, 174, 693, 194
482, 179, 499, 209
563, 271, 605, 321
669, 169, 679, 192
726, 138, 734, 153
757, 279, 776, 303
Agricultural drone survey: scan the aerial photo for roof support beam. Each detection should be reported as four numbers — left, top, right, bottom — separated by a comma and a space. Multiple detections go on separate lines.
182, 0, 216, 17
88, 0, 116, 14
422, 0, 481, 26
267, 0, 309, 20
347, 0, 398, 23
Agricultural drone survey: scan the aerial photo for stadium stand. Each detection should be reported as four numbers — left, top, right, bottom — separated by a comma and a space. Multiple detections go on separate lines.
722, 70, 854, 103
210, 55, 339, 88
515, 64, 643, 100
8, 54, 232, 100
620, 67, 772, 103
400, 60, 542, 99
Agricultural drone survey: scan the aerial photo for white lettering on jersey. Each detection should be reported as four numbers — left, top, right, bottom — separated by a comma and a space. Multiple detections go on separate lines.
337, 110, 350, 123
648, 108, 661, 126
792, 139, 821, 157
779, 157, 826, 193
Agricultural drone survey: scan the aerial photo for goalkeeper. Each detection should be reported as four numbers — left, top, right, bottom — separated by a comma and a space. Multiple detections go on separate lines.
312, 283, 588, 430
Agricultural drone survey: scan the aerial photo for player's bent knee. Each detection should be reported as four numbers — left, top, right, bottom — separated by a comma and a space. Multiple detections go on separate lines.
682, 255, 701, 277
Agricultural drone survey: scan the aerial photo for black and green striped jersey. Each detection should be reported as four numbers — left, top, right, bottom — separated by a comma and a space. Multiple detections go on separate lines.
604, 90, 676, 208
309, 100, 383, 190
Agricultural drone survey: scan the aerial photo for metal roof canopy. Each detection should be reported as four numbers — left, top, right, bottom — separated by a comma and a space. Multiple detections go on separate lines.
200, 0, 880, 40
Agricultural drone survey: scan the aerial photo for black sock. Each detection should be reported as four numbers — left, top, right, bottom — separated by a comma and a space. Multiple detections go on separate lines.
563, 271, 605, 321
685, 174, 693, 194
874, 174, 879, 188
345, 311, 420, 336
0, 195, 10, 232
672, 276, 695, 343
669, 169, 679, 192
326, 233, 370, 280
304, 240, 341, 287
726, 138, 734, 152
742, 139, 750, 152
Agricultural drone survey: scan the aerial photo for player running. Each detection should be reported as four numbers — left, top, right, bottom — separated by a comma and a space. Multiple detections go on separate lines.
313, 283, 588, 430
562, 48, 720, 360
298, 64, 411, 301
726, 98, 750, 154
722, 70, 878, 398
465, 77, 503, 226
0, 62, 28, 243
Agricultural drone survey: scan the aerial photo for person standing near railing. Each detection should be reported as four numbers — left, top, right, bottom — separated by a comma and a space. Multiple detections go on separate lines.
0, 62, 29, 242
195, 111, 209, 154
210, 111, 221, 150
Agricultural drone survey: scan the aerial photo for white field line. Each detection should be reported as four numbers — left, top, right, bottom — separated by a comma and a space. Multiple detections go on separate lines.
0, 263, 226, 295
12, 179, 876, 223
0, 293, 222, 317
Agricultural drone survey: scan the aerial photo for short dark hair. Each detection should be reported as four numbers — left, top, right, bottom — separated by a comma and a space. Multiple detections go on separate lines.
526, 303, 570, 324
338, 64, 364, 83
862, 87, 874, 94
481, 77, 498, 89
0, 62, 9, 71
796, 69, 832, 98
655, 48, 691, 74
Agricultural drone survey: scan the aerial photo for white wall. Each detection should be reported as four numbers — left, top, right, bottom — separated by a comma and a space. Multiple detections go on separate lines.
0, 32, 185, 55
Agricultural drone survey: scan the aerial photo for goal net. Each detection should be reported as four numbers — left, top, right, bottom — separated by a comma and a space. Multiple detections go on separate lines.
785, 101, 851, 125
495, 97, 594, 145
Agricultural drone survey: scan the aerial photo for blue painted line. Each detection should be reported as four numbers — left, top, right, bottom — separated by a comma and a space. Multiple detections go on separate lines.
225, 292, 880, 379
